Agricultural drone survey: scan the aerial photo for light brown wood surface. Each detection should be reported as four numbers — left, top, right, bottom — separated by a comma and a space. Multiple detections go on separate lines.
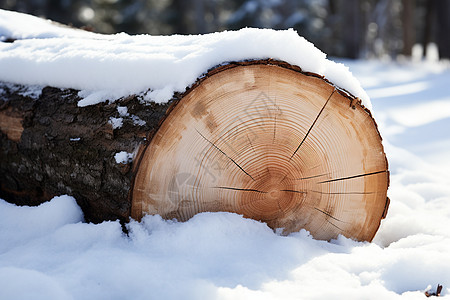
132, 62, 389, 241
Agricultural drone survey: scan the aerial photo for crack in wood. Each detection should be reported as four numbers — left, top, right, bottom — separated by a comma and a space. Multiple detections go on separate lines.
196, 129, 255, 181
292, 173, 328, 181
318, 170, 388, 184
213, 186, 267, 193
290, 89, 335, 160
280, 189, 306, 194
314, 207, 347, 231
325, 219, 344, 231
314, 207, 345, 223
312, 190, 375, 195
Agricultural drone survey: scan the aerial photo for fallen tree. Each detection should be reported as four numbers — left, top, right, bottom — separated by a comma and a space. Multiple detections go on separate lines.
0, 59, 389, 241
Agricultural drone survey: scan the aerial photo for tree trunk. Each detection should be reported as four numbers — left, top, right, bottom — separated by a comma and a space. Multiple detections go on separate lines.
342, 0, 361, 59
422, 0, 435, 57
0, 85, 174, 224
0, 60, 389, 241
401, 0, 415, 56
435, 0, 450, 59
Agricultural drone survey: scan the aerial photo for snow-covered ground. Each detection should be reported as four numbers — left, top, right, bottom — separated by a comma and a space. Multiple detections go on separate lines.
1, 10, 450, 300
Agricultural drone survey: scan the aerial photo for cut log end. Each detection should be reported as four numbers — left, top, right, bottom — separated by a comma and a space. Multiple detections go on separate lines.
131, 61, 389, 241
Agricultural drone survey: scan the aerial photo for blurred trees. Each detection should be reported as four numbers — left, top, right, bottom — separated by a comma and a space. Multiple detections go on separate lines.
1, 0, 449, 59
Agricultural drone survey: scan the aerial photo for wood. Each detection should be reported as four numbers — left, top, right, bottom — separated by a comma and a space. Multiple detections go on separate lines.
0, 60, 389, 241
131, 61, 389, 241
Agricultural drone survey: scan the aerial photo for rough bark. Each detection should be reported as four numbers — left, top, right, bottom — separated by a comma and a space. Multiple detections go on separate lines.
0, 84, 176, 223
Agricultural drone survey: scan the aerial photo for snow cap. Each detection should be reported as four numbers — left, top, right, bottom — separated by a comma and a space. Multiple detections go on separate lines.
0, 9, 371, 109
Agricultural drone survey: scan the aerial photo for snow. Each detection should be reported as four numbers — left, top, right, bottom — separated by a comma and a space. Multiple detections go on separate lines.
115, 107, 146, 126
0, 82, 43, 99
117, 106, 129, 117
131, 115, 146, 126
108, 117, 123, 129
114, 151, 133, 164
0, 9, 370, 109
1, 9, 450, 300
1, 59, 449, 299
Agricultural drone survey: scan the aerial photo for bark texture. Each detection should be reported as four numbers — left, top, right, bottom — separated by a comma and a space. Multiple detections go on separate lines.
0, 84, 176, 223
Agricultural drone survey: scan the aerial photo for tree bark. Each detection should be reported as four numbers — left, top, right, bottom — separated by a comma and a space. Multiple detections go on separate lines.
0, 85, 175, 223
0, 60, 389, 241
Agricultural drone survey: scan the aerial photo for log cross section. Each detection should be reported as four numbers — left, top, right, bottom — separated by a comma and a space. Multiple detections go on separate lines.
132, 62, 389, 241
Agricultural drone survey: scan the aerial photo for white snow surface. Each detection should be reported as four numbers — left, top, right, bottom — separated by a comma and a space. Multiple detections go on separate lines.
108, 117, 123, 130
1, 59, 450, 300
0, 9, 371, 109
114, 151, 133, 164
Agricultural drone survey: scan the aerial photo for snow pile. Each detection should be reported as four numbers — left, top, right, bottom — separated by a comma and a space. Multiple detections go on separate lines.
0, 9, 370, 109
0, 195, 84, 254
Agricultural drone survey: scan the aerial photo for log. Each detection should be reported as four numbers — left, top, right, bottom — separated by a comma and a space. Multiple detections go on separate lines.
0, 60, 389, 241
0, 85, 172, 223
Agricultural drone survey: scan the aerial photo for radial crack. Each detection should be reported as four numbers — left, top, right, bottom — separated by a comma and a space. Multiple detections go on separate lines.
314, 207, 347, 223
290, 89, 335, 160
318, 170, 388, 184
325, 219, 344, 231
214, 187, 267, 193
292, 173, 328, 181
196, 129, 255, 181
281, 189, 306, 194
312, 190, 375, 195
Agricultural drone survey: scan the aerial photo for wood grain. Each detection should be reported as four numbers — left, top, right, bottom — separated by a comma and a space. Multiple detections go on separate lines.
132, 62, 389, 241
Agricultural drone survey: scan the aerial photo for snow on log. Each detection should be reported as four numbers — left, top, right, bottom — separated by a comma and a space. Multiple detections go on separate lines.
0, 11, 389, 241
